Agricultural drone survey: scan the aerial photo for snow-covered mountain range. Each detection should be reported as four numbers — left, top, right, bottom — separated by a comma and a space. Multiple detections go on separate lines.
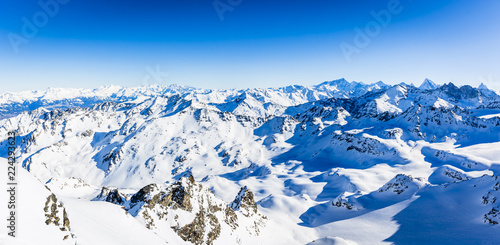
1, 79, 500, 244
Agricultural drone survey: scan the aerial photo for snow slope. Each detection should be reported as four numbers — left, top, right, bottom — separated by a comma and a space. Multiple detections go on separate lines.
1, 79, 500, 244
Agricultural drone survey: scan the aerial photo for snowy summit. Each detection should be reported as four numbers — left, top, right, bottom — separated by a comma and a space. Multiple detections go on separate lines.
1, 79, 500, 244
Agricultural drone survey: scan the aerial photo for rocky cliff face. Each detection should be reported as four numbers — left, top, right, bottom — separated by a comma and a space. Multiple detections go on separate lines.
94, 176, 267, 244
482, 176, 500, 225
377, 174, 425, 195
43, 193, 71, 233
93, 187, 126, 205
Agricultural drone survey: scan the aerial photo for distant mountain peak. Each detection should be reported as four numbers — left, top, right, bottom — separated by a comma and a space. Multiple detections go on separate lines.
478, 83, 489, 90
477, 83, 499, 97
317, 78, 349, 87
419, 78, 439, 90
439, 82, 482, 100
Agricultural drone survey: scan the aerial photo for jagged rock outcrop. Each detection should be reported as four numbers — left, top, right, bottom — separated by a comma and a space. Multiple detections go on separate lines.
230, 186, 258, 217
43, 192, 76, 241
331, 194, 359, 211
484, 206, 500, 225
94, 177, 267, 244
429, 165, 471, 184
93, 187, 126, 205
378, 174, 425, 195
44, 193, 71, 232
481, 176, 500, 225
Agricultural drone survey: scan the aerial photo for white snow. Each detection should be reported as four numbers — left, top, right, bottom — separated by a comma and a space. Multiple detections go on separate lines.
2, 79, 500, 244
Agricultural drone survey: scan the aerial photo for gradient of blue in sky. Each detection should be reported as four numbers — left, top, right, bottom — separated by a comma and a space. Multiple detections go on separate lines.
1, 0, 499, 92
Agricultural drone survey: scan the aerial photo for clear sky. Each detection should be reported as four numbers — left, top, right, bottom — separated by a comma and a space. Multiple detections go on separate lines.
1, 0, 499, 92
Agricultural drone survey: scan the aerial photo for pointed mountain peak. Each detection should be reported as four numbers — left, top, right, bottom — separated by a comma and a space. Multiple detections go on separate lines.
442, 82, 458, 89
477, 83, 499, 97
374, 81, 387, 87
478, 83, 489, 90
419, 78, 438, 90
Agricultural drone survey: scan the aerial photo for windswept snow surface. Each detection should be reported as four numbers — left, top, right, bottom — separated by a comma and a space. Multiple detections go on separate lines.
2, 79, 500, 244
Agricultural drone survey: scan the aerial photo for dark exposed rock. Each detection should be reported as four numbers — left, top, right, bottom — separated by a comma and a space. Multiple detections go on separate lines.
332, 195, 358, 210
378, 174, 423, 195
43, 194, 71, 232
93, 177, 266, 243
93, 187, 126, 205
439, 83, 480, 100
484, 206, 500, 225
130, 184, 159, 205
230, 186, 258, 217
224, 206, 238, 230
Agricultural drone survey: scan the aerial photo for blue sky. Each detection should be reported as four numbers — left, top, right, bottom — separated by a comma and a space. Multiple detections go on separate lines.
1, 0, 499, 92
